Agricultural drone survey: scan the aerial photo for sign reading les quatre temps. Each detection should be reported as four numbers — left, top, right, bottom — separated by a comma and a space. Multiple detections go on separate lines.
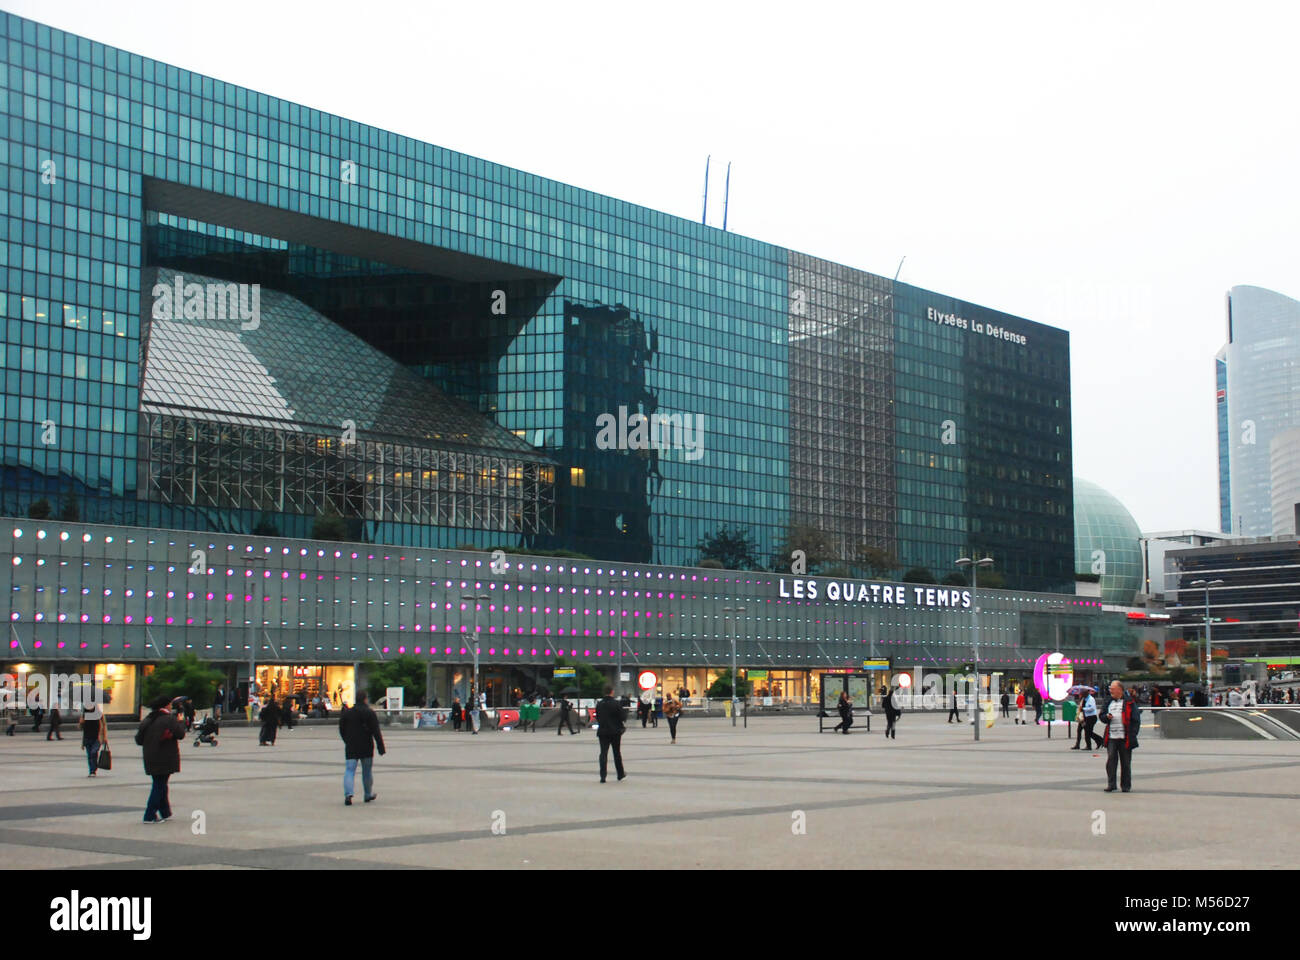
778, 578, 972, 610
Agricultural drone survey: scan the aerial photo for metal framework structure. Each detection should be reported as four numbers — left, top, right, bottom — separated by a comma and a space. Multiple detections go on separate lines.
140, 413, 555, 535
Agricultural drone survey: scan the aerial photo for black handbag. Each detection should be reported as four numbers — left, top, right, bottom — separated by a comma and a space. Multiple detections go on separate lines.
97, 744, 112, 770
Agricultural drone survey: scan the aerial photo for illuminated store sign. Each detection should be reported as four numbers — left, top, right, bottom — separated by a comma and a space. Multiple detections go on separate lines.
778, 578, 972, 609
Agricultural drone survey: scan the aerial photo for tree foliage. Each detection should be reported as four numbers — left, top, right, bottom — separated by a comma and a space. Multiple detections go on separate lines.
697, 525, 760, 570
140, 652, 224, 710
853, 544, 899, 579
549, 656, 607, 699
312, 507, 348, 541
27, 498, 52, 520
57, 493, 80, 522
774, 523, 838, 573
362, 654, 427, 705
902, 567, 937, 584
705, 668, 753, 699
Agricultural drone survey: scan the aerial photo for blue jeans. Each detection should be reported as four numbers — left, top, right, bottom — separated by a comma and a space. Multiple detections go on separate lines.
144, 774, 172, 822
344, 757, 374, 799
85, 741, 100, 775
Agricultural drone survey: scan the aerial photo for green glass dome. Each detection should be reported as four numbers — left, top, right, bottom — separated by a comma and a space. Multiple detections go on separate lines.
1074, 479, 1142, 605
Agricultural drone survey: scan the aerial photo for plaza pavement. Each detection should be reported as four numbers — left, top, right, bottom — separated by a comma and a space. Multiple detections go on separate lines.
3, 712, 1298, 870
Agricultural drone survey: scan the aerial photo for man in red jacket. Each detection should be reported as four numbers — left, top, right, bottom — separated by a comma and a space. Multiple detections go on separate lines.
1101, 680, 1140, 793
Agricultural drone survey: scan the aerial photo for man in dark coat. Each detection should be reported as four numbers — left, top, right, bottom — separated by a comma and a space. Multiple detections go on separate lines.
450, 696, 463, 731
882, 686, 900, 740
557, 696, 577, 735
258, 698, 282, 746
1101, 679, 1141, 793
135, 695, 186, 823
339, 690, 385, 806
594, 687, 627, 783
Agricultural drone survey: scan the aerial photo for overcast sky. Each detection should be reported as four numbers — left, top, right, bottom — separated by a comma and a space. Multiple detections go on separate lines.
11, 0, 1298, 533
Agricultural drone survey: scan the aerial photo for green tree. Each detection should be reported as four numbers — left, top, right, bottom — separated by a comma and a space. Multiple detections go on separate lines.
697, 525, 760, 570
27, 498, 52, 520
312, 507, 348, 541
853, 543, 899, 579
705, 668, 752, 699
550, 656, 607, 699
362, 654, 427, 705
698, 558, 723, 569
902, 567, 937, 584
140, 652, 224, 710
941, 572, 968, 586
252, 514, 280, 537
774, 523, 839, 573
976, 569, 1007, 589
57, 492, 80, 522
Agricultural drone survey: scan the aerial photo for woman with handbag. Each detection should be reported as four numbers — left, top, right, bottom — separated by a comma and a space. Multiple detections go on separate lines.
664, 692, 682, 744
78, 702, 108, 777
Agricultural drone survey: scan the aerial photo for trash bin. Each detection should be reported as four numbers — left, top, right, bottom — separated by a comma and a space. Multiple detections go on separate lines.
1044, 702, 1056, 722
1061, 699, 1077, 723
723, 700, 732, 718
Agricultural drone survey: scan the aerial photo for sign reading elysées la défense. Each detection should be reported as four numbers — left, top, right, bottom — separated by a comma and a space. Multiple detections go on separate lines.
927, 306, 1027, 346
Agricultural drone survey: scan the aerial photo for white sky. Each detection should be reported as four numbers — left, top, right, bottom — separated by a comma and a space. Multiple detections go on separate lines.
10, 0, 1298, 533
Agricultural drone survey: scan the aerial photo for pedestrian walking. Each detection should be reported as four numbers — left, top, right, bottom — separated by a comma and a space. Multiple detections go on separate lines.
882, 685, 900, 740
46, 705, 64, 740
1000, 691, 1010, 719
339, 690, 385, 806
638, 690, 652, 728
1015, 690, 1026, 724
134, 695, 185, 823
258, 698, 282, 746
653, 693, 663, 727
213, 686, 224, 721
31, 694, 44, 732
594, 687, 626, 782
450, 697, 463, 731
664, 691, 682, 744
557, 696, 578, 735
948, 688, 962, 724
1032, 689, 1043, 723
1076, 690, 1102, 750
1101, 680, 1140, 793
3, 695, 17, 736
833, 691, 854, 733
280, 696, 296, 731
79, 702, 107, 776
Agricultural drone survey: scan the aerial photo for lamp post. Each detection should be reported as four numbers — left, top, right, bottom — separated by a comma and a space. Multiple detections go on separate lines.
956, 556, 994, 742
461, 592, 489, 709
722, 605, 745, 727
609, 576, 628, 696
1190, 579, 1224, 698
245, 555, 268, 708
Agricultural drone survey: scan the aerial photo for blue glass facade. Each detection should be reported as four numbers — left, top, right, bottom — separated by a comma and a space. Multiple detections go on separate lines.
1, 12, 1071, 591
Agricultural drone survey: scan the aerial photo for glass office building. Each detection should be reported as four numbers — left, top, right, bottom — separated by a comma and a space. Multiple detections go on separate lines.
1073, 479, 1142, 605
1218, 285, 1300, 536
0, 12, 1072, 594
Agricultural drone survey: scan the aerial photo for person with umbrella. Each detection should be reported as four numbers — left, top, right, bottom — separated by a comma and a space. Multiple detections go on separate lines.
1067, 685, 1102, 751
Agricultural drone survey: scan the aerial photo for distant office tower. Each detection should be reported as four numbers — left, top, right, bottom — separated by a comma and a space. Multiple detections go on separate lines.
1271, 427, 1300, 537
1218, 286, 1300, 536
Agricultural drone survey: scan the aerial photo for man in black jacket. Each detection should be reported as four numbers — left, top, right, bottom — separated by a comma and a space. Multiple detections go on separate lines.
1101, 680, 1140, 793
135, 695, 186, 823
258, 698, 281, 746
339, 691, 386, 806
557, 696, 577, 735
594, 688, 627, 783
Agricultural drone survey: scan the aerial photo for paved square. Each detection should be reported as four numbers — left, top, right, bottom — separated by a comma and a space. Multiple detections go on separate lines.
5, 714, 1299, 869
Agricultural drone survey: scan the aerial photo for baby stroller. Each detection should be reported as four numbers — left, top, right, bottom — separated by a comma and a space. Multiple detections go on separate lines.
193, 715, 219, 747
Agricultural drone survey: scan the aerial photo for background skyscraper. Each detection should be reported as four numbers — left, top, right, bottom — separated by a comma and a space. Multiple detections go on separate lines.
1218, 285, 1300, 536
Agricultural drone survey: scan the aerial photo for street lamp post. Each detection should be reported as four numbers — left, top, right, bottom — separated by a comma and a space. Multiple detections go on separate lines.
609, 577, 628, 696
723, 605, 745, 727
245, 555, 267, 709
461, 592, 490, 711
1191, 579, 1224, 699
956, 556, 994, 742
